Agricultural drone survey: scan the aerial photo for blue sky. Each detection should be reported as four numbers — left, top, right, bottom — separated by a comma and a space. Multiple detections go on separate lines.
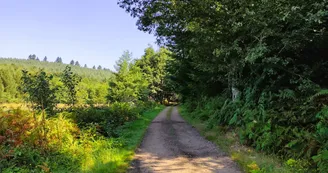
0, 0, 156, 70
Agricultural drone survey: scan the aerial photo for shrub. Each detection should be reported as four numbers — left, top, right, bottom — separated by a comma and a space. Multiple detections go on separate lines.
72, 101, 156, 137
0, 101, 159, 172
181, 88, 328, 172
0, 109, 79, 172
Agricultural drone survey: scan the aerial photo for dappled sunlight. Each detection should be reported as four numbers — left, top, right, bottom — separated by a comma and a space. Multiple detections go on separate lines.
128, 107, 241, 173
81, 147, 132, 172
131, 148, 232, 173
0, 105, 163, 172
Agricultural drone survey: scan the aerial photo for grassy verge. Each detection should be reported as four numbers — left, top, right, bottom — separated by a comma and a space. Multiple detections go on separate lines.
86, 105, 165, 173
166, 106, 173, 120
179, 106, 293, 173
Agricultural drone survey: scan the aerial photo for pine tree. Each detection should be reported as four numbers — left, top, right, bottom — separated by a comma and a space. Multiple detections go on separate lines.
60, 66, 81, 106
43, 56, 48, 62
75, 61, 80, 67
115, 51, 132, 72
107, 51, 148, 102
36, 57, 40, 61
97, 65, 102, 70
93, 65, 96, 69
55, 57, 63, 63
28, 54, 37, 60
70, 60, 75, 65
84, 64, 87, 68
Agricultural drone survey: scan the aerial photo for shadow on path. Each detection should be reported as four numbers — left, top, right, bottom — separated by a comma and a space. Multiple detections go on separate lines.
128, 107, 242, 173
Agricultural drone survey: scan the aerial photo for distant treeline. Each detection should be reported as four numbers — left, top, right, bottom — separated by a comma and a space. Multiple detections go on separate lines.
0, 47, 175, 104
26, 54, 111, 71
0, 57, 113, 103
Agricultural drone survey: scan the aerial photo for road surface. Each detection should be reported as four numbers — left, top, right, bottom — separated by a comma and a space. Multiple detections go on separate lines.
128, 107, 242, 173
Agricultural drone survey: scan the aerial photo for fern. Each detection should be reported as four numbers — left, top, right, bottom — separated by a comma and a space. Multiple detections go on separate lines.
313, 150, 328, 173
277, 89, 296, 100
310, 89, 328, 101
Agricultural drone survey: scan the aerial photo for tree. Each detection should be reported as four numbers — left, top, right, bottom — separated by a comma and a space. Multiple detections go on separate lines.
115, 50, 132, 72
20, 69, 57, 114
70, 60, 75, 65
107, 52, 148, 103
136, 47, 171, 102
93, 65, 96, 69
0, 67, 19, 102
0, 58, 113, 104
55, 57, 63, 63
75, 61, 80, 67
84, 64, 87, 68
28, 54, 36, 60
36, 57, 40, 61
43, 56, 48, 62
93, 83, 108, 104
97, 65, 102, 70
60, 66, 81, 106
119, 1, 328, 170
119, 0, 327, 98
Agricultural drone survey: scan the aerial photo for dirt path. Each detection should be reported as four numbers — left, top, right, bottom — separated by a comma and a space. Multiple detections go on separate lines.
128, 107, 242, 173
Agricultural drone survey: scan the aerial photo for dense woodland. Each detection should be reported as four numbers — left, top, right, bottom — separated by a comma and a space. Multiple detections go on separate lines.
119, 0, 328, 172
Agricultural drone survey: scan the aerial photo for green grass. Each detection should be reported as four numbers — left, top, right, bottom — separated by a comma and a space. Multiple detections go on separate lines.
166, 106, 173, 120
179, 106, 293, 173
83, 105, 165, 173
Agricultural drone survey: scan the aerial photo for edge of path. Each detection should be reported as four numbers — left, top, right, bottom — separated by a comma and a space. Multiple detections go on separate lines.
114, 105, 166, 173
128, 106, 242, 173
178, 106, 294, 173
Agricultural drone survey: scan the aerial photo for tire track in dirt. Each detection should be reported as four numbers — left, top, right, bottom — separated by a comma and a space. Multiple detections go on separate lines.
128, 107, 241, 173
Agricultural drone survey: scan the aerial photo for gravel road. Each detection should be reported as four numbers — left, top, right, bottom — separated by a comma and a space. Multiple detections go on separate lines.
128, 106, 242, 173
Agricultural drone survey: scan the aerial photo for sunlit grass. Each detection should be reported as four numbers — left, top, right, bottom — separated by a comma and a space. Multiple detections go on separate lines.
0, 103, 107, 110
0, 105, 164, 173
80, 105, 165, 173
166, 106, 173, 120
179, 106, 292, 173
0, 103, 27, 110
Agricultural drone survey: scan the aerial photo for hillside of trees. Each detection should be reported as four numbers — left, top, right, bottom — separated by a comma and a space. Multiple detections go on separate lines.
0, 47, 173, 172
119, 0, 328, 172
0, 57, 113, 104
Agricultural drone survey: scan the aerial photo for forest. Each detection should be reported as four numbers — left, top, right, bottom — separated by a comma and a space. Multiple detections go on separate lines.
118, 0, 328, 172
0, 47, 173, 172
0, 56, 112, 104
1, 0, 327, 172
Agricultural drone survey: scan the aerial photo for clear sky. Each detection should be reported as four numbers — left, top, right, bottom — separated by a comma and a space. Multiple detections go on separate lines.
0, 0, 156, 70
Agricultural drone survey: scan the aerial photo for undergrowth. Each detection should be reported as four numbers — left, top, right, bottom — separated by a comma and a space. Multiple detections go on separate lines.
0, 102, 163, 172
180, 87, 328, 173
179, 106, 293, 173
